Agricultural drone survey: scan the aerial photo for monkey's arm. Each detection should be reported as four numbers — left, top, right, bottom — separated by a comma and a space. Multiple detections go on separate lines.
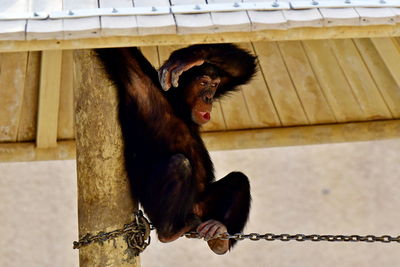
159, 44, 257, 92
96, 48, 192, 145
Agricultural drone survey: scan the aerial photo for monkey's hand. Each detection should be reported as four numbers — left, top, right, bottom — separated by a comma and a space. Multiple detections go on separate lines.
197, 220, 229, 255
158, 58, 204, 91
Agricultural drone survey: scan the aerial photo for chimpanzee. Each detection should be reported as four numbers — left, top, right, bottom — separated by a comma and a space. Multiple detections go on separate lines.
96, 44, 256, 254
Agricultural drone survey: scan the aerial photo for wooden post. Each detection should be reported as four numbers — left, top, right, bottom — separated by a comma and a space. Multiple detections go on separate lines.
74, 50, 139, 266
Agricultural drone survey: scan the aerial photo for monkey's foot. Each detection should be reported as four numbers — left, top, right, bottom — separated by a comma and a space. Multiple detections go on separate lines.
207, 238, 229, 255
157, 215, 201, 243
157, 225, 192, 243
197, 220, 229, 255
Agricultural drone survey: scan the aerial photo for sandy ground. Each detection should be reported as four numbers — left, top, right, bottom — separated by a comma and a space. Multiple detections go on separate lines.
1, 139, 399, 267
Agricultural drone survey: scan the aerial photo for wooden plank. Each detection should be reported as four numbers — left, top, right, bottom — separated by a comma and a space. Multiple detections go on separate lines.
208, 0, 251, 33
2, 24, 400, 52
371, 38, 400, 89
219, 87, 254, 130
135, 0, 176, 35
283, 9, 323, 28
140, 46, 160, 68
17, 51, 41, 141
58, 50, 75, 140
278, 41, 336, 124
0, 140, 76, 162
355, 8, 396, 25
244, 0, 287, 30
392, 8, 400, 22
354, 38, 400, 118
2, 120, 400, 162
63, 0, 101, 39
330, 39, 392, 120
302, 40, 364, 122
202, 120, 400, 151
237, 42, 281, 128
99, 0, 138, 37
246, 10, 287, 30
36, 50, 62, 148
0, 0, 27, 40
319, 8, 360, 27
0, 52, 28, 142
171, 0, 214, 34
252, 41, 308, 126
26, 0, 63, 40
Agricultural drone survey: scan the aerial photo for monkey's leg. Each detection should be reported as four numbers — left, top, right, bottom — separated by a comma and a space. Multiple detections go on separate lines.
140, 154, 199, 242
198, 172, 251, 254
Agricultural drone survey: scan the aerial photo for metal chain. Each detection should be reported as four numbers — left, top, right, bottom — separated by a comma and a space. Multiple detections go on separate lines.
74, 210, 399, 254
185, 232, 400, 243
73, 210, 152, 256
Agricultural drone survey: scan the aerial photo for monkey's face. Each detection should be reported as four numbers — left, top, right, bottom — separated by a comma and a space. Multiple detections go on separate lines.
188, 75, 220, 125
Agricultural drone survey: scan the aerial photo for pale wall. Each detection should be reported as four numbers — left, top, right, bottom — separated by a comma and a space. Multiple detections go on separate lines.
1, 139, 399, 267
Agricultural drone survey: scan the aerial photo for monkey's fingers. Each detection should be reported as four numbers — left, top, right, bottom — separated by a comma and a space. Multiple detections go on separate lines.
197, 220, 227, 240
196, 221, 212, 238
159, 61, 179, 91
205, 225, 225, 241
171, 60, 205, 88
159, 68, 172, 91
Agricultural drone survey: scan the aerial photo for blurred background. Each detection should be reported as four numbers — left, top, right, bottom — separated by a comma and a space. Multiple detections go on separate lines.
1, 139, 399, 267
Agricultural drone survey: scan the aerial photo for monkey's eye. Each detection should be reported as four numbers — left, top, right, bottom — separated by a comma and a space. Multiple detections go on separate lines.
199, 81, 207, 86
211, 83, 218, 88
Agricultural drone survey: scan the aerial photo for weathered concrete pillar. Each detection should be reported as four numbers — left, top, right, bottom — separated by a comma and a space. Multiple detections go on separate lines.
74, 49, 139, 266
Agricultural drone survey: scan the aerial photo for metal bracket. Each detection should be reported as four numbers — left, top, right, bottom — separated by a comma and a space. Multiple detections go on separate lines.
171, 2, 290, 14
291, 0, 400, 9
0, 12, 48, 20
50, 6, 170, 19
0, 1, 399, 21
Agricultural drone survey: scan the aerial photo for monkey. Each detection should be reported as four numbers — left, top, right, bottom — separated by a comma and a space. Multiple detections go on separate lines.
96, 44, 256, 254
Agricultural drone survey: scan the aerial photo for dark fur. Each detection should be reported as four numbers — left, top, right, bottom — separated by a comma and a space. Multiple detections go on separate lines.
96, 44, 256, 249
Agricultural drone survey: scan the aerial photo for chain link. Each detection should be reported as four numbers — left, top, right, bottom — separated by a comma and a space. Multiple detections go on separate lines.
73, 211, 152, 256
185, 232, 400, 243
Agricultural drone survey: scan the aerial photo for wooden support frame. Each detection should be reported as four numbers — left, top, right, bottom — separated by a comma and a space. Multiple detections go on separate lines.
0, 25, 399, 53
0, 140, 75, 162
1, 120, 398, 162
202, 120, 400, 150
73, 49, 138, 266
36, 50, 62, 148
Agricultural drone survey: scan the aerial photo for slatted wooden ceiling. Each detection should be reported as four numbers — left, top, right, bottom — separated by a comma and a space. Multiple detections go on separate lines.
1, 37, 399, 161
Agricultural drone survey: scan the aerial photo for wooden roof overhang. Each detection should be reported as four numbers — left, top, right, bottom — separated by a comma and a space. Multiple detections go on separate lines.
0, 0, 400, 162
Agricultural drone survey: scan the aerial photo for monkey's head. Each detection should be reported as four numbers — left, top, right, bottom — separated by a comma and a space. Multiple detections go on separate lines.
176, 63, 222, 125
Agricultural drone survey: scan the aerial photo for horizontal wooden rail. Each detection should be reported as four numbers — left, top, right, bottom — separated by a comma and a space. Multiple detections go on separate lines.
0, 140, 76, 162
202, 120, 400, 150
1, 120, 399, 161
0, 25, 399, 53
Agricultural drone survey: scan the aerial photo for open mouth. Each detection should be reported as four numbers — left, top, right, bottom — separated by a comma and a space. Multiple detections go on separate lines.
199, 111, 211, 121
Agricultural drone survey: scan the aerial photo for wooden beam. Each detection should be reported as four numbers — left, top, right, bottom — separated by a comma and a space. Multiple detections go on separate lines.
1, 120, 399, 162
36, 50, 62, 148
0, 52, 28, 141
0, 24, 400, 52
0, 140, 76, 162
74, 49, 138, 266
202, 120, 400, 150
